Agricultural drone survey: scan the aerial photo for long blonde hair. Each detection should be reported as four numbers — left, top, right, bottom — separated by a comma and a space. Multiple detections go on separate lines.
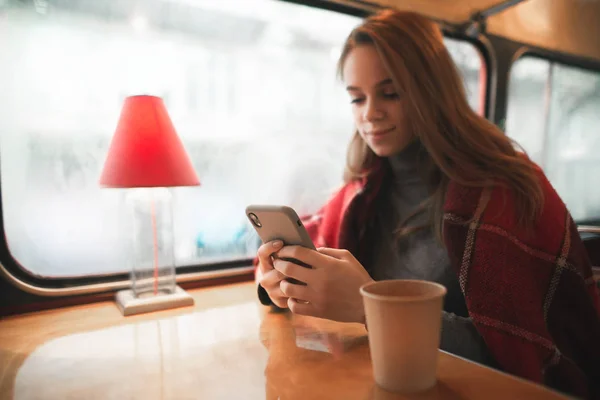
338, 9, 543, 238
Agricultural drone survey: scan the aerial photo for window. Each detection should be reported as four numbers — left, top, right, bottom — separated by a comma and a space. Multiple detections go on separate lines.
0, 0, 484, 278
444, 38, 484, 114
506, 57, 600, 223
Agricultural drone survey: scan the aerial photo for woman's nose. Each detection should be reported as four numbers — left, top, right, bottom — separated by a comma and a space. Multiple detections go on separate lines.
363, 99, 385, 121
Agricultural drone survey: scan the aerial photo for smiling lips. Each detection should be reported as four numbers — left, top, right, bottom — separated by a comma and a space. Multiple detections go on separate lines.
368, 126, 395, 138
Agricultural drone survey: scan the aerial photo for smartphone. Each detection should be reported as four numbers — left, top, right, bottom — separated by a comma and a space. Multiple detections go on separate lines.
245, 205, 316, 250
246, 205, 315, 288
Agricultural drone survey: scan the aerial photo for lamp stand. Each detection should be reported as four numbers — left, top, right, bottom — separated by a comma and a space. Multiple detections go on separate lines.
116, 188, 193, 317
115, 285, 194, 316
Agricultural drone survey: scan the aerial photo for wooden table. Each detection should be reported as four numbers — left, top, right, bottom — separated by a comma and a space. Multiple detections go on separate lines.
0, 282, 569, 399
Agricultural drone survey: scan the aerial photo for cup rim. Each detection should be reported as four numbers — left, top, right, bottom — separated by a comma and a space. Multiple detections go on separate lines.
359, 279, 447, 302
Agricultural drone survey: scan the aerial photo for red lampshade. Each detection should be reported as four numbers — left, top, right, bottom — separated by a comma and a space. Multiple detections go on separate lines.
99, 95, 200, 188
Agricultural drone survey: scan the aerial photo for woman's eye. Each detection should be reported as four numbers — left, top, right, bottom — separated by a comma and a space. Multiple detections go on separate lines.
383, 92, 399, 99
350, 98, 365, 104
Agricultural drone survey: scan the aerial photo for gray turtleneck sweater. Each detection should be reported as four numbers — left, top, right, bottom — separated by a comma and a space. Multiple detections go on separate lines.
369, 141, 496, 367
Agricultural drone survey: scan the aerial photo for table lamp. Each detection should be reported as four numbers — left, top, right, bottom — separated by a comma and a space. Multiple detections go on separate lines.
99, 95, 200, 316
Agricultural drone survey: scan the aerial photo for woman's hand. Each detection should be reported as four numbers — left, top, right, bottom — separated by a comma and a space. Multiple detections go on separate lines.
273, 246, 374, 324
257, 240, 288, 309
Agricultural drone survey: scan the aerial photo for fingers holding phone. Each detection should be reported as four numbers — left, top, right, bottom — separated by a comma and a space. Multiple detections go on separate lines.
257, 240, 283, 274
259, 269, 289, 309
257, 240, 289, 308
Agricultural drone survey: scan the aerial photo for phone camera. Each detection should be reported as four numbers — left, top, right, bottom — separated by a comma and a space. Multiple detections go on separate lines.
248, 213, 262, 228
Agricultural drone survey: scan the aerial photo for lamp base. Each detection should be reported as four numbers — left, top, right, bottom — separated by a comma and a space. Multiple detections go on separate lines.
115, 285, 194, 316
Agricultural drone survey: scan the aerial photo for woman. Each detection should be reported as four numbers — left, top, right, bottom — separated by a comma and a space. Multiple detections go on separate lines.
255, 9, 600, 399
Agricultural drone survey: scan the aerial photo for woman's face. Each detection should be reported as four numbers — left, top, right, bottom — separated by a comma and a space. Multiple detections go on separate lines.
343, 45, 413, 157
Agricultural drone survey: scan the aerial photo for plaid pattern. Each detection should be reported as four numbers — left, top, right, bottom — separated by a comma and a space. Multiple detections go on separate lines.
283, 163, 600, 399
443, 173, 600, 399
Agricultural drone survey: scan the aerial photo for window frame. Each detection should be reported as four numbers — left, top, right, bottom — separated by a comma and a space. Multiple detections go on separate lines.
0, 0, 490, 297
505, 48, 600, 226
512, 46, 600, 77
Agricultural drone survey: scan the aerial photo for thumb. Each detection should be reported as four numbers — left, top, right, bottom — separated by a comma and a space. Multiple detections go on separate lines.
317, 247, 350, 260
